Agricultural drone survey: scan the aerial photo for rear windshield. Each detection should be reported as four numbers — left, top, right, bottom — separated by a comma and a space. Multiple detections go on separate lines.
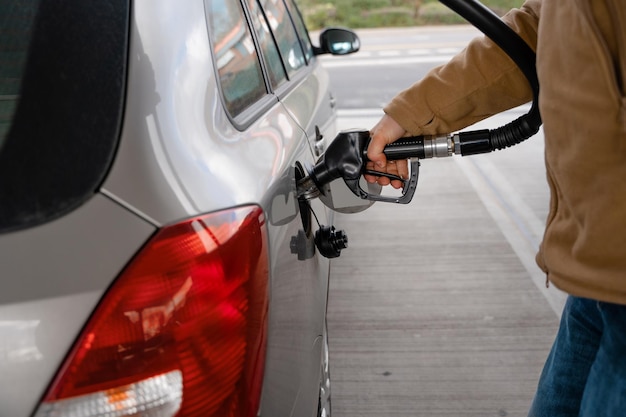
0, 0, 130, 233
0, 0, 38, 149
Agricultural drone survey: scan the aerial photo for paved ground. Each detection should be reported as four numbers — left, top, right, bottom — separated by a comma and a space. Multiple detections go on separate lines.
327, 109, 566, 417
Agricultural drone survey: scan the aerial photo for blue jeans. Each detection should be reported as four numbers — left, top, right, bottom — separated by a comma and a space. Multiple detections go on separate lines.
528, 296, 626, 417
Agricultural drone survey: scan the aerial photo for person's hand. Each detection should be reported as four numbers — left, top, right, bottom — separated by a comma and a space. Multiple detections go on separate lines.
365, 114, 409, 188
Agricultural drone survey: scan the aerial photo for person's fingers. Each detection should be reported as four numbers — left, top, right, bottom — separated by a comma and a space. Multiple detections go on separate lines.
389, 160, 409, 189
366, 134, 389, 170
367, 114, 407, 169
396, 160, 409, 179
364, 160, 391, 185
365, 114, 409, 186
364, 160, 380, 183
385, 160, 400, 176
364, 159, 409, 188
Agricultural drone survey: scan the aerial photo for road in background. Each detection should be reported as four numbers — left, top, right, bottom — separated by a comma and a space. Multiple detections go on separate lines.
318, 26, 566, 417
318, 25, 479, 109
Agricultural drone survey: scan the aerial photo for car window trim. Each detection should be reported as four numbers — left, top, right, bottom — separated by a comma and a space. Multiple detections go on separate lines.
247, 0, 318, 100
271, 62, 313, 100
232, 94, 280, 129
282, 0, 313, 65
205, 0, 318, 130
251, 0, 290, 86
204, 0, 274, 130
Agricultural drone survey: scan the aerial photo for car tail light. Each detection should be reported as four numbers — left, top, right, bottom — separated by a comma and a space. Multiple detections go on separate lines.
34, 206, 269, 417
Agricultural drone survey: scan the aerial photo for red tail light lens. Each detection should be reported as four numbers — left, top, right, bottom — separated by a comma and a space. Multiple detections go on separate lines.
35, 206, 269, 417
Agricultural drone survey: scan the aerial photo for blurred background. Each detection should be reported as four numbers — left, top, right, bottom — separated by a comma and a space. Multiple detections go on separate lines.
299, 0, 525, 29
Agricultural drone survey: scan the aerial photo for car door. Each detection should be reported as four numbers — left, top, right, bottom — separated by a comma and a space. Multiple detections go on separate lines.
278, 0, 338, 161
205, 0, 332, 415
253, 1, 338, 414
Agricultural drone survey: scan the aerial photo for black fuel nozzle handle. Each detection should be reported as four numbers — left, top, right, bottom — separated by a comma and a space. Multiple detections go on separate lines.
307, 128, 512, 204
309, 129, 371, 191
307, 128, 514, 204
308, 129, 423, 204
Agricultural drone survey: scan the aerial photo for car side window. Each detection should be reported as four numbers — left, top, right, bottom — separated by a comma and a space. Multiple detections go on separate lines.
258, 0, 305, 77
248, 0, 288, 89
207, 0, 267, 117
284, 0, 313, 64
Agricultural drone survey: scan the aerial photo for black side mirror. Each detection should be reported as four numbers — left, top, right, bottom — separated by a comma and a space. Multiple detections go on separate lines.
314, 27, 360, 56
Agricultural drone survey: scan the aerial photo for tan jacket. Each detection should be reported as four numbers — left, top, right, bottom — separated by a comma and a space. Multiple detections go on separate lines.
385, 0, 626, 304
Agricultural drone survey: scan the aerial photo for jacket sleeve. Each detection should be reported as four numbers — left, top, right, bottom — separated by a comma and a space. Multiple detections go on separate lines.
384, 0, 541, 135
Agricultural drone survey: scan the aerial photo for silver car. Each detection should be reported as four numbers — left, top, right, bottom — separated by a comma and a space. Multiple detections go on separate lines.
0, 0, 359, 416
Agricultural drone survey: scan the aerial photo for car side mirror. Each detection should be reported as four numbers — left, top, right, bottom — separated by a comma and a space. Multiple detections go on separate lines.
314, 27, 360, 56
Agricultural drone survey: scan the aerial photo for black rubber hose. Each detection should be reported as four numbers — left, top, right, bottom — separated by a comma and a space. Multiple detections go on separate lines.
438, 0, 542, 152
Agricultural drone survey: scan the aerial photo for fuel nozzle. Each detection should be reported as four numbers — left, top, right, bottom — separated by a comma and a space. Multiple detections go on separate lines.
297, 129, 447, 205
297, 124, 539, 206
297, 129, 421, 205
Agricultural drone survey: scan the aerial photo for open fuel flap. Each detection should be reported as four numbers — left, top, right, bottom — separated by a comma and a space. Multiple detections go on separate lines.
293, 162, 348, 259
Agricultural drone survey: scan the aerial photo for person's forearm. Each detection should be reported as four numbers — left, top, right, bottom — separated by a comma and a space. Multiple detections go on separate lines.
384, 0, 541, 136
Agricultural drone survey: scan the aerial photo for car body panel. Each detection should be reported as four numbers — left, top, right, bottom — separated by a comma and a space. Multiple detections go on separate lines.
280, 62, 337, 160
101, 1, 334, 416
0, 195, 155, 417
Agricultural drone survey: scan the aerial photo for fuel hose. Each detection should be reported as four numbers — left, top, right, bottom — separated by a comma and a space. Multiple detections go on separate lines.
438, 0, 542, 155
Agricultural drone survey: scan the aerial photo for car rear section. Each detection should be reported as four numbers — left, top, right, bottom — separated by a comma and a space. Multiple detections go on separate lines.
1, 0, 340, 416
0, 1, 155, 416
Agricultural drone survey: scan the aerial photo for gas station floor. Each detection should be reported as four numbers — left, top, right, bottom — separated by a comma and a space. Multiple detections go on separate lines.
327, 108, 565, 417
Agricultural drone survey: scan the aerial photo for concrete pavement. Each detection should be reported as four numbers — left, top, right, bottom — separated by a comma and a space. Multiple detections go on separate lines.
327, 109, 565, 417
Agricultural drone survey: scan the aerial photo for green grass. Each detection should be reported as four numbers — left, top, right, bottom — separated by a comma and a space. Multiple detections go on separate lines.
299, 0, 526, 30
